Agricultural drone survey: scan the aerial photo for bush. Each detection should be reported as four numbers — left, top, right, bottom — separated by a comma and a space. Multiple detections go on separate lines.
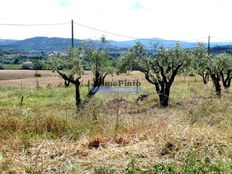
21, 62, 33, 70
32, 60, 44, 70
181, 151, 232, 174
34, 72, 42, 77
0, 64, 4, 69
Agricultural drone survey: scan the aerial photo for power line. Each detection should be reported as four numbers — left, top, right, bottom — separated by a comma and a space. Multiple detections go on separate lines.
0, 23, 69, 26
0, 21, 139, 39
74, 21, 139, 40
2, 21, 232, 43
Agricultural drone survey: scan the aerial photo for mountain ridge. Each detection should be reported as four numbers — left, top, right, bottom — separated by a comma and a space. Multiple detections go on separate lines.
1, 37, 232, 52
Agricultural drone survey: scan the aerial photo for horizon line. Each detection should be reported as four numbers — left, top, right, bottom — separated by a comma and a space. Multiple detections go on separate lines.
1, 36, 230, 43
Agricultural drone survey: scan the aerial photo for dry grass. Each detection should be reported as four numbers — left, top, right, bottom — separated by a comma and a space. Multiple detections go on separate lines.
0, 70, 94, 88
1, 107, 232, 173
0, 72, 232, 173
0, 70, 54, 80
0, 70, 144, 88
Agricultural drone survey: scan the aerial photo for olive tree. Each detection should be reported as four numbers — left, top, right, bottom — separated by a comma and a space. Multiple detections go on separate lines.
118, 43, 191, 107
208, 54, 232, 97
84, 37, 115, 98
193, 44, 232, 96
216, 54, 232, 89
49, 48, 84, 109
48, 37, 114, 110
192, 43, 210, 84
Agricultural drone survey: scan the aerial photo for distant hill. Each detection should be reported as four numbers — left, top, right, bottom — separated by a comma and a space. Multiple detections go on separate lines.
210, 45, 232, 54
0, 37, 199, 52
0, 37, 78, 52
1, 37, 232, 53
0, 39, 17, 46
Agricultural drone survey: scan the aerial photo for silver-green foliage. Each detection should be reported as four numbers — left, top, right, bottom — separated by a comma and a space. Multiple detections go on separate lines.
118, 42, 192, 107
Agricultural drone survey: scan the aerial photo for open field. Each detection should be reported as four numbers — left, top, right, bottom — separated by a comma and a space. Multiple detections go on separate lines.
0, 70, 147, 88
0, 71, 232, 173
0, 70, 92, 88
0, 70, 55, 80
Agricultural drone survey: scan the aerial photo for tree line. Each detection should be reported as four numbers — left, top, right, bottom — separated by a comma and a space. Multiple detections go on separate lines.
48, 37, 232, 110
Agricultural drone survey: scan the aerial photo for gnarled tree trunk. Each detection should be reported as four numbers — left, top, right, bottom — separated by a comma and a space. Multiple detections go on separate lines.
57, 70, 82, 110
64, 80, 70, 87
200, 73, 209, 84
221, 71, 231, 89
87, 72, 107, 98
75, 82, 81, 109
210, 74, 221, 97
159, 84, 171, 107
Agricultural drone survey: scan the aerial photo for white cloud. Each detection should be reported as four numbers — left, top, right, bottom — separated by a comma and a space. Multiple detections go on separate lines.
0, 0, 232, 41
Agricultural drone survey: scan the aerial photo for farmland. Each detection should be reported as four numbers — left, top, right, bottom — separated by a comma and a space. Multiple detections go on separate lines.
0, 70, 232, 173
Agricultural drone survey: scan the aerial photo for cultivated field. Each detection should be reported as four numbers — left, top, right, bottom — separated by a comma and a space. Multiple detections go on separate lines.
0, 70, 93, 88
0, 70, 146, 88
0, 70, 232, 173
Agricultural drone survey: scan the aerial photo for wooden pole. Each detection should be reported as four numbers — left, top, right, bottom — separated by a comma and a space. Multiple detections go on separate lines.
208, 35, 210, 55
71, 19, 74, 48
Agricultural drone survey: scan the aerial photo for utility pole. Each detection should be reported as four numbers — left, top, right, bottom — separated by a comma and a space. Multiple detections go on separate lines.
208, 35, 210, 55
71, 19, 74, 48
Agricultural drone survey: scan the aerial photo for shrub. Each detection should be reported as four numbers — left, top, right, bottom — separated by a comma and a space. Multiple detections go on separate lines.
0, 64, 4, 69
32, 60, 44, 70
21, 62, 33, 70
152, 163, 176, 174
34, 72, 42, 77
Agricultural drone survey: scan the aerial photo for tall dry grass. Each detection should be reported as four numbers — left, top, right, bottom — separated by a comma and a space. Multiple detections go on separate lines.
0, 74, 232, 173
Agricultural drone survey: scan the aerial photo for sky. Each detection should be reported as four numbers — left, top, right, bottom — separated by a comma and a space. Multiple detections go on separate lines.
0, 0, 232, 41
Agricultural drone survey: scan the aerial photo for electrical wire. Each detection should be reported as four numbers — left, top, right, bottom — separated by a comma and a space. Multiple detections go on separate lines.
0, 23, 69, 26
74, 22, 139, 40
2, 21, 232, 43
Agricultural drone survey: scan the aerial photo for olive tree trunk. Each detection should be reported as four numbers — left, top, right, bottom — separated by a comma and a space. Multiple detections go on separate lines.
210, 74, 221, 97
158, 84, 171, 107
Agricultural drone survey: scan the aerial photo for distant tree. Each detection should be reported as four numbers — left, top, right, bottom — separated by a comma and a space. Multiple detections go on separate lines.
192, 43, 210, 84
14, 58, 19, 64
49, 48, 84, 109
0, 63, 4, 70
85, 37, 115, 98
32, 60, 43, 70
216, 54, 232, 89
0, 50, 3, 57
118, 43, 191, 107
207, 54, 232, 97
48, 37, 114, 110
21, 62, 33, 70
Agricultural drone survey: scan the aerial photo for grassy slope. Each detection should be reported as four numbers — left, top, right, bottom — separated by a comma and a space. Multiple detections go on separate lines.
0, 74, 232, 173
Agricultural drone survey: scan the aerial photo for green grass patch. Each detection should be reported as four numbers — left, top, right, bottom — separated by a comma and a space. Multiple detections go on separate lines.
3, 64, 22, 70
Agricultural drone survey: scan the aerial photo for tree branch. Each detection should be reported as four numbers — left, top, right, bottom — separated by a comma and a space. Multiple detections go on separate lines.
156, 60, 167, 83
57, 70, 80, 84
169, 64, 181, 84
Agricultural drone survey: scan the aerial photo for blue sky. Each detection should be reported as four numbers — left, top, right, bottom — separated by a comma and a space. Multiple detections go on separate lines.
0, 0, 232, 41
